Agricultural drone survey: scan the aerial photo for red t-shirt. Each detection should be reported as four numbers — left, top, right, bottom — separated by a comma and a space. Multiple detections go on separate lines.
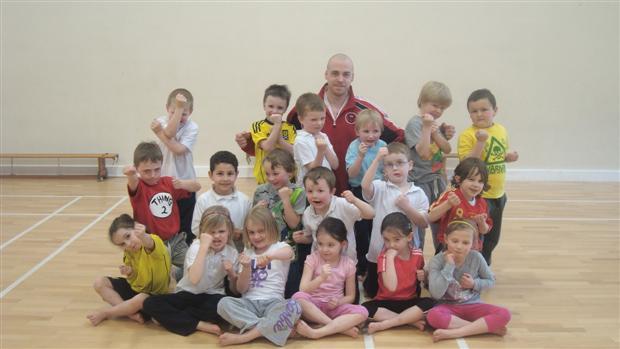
376, 247, 424, 301
128, 176, 190, 241
430, 188, 493, 250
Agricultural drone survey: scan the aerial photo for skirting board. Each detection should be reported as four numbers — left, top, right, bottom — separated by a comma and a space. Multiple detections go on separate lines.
1, 164, 618, 182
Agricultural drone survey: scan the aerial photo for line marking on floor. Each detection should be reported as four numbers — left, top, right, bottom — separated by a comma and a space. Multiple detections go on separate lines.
0, 194, 125, 198
504, 217, 620, 221
358, 280, 375, 349
0, 197, 127, 299
1, 213, 100, 216
0, 196, 82, 251
456, 338, 470, 349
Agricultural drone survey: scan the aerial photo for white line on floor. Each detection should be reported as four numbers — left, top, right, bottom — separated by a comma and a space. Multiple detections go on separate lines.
456, 338, 470, 349
359, 281, 375, 349
0, 197, 127, 299
0, 194, 125, 198
510, 199, 619, 203
1, 213, 100, 216
0, 196, 82, 251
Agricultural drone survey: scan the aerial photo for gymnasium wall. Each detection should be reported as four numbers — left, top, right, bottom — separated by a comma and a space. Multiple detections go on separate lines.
1, 2, 618, 181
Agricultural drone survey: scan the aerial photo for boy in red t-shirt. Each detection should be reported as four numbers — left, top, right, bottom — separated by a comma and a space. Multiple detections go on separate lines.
124, 141, 201, 279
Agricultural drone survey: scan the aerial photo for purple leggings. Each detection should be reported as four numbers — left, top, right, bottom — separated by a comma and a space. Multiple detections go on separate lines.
427, 303, 511, 333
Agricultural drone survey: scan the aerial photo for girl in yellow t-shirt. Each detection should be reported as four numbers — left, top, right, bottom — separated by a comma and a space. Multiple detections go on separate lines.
87, 214, 171, 326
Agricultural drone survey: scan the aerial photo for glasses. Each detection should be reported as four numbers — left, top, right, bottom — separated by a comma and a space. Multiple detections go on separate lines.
384, 161, 409, 169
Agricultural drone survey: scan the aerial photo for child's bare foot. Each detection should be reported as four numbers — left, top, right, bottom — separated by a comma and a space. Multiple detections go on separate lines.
341, 326, 359, 338
295, 320, 317, 339
218, 332, 249, 346
289, 328, 300, 338
86, 311, 107, 326
432, 328, 460, 342
413, 319, 426, 331
128, 312, 145, 324
492, 326, 507, 336
196, 321, 222, 335
367, 321, 385, 334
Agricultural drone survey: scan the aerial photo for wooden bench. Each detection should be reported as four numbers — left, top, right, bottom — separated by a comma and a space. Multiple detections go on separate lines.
0, 153, 119, 181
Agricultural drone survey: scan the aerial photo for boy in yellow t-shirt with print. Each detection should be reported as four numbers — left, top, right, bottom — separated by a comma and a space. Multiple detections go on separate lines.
457, 89, 518, 266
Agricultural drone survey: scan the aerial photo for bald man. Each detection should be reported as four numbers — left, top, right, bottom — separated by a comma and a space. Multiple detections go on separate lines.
236, 54, 404, 194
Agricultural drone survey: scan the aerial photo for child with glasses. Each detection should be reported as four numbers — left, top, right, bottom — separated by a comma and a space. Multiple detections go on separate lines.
361, 142, 429, 298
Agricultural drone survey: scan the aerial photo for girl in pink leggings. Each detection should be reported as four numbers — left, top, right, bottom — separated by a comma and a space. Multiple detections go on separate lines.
427, 220, 511, 342
293, 217, 368, 339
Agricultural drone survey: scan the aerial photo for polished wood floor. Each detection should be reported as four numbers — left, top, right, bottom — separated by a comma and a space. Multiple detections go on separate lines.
1, 177, 618, 349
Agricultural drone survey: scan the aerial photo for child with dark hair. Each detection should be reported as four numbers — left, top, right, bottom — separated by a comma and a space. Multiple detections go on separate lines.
250, 84, 297, 184
87, 214, 171, 326
428, 157, 493, 253
362, 212, 435, 334
293, 217, 368, 339
125, 141, 201, 279
192, 150, 252, 252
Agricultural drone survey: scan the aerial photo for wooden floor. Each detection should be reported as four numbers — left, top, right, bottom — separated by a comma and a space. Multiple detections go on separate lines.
1, 177, 618, 349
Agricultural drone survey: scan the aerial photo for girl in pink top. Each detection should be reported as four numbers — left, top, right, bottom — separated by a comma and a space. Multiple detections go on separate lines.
293, 217, 368, 339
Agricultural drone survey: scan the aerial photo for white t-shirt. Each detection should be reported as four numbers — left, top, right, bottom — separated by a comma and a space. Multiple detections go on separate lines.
191, 189, 252, 237
241, 241, 292, 301
302, 196, 362, 264
364, 180, 429, 263
176, 242, 239, 295
294, 130, 335, 184
155, 116, 198, 180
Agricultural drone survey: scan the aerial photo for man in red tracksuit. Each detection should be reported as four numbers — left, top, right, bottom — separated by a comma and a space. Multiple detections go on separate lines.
236, 53, 404, 194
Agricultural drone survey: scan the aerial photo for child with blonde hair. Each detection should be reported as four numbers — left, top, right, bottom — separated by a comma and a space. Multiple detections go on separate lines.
427, 220, 511, 341
345, 109, 387, 277
87, 214, 171, 326
150, 88, 199, 244
405, 81, 455, 252
216, 207, 301, 346
293, 217, 368, 339
142, 206, 238, 336
253, 149, 307, 298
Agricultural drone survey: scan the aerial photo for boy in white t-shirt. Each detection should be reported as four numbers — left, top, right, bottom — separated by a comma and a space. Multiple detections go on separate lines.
293, 93, 339, 184
361, 142, 429, 298
151, 88, 199, 244
292, 167, 374, 268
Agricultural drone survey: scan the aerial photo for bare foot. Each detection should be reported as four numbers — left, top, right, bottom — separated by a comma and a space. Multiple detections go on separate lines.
86, 311, 107, 326
367, 321, 385, 334
289, 328, 300, 339
218, 332, 249, 346
492, 326, 507, 336
341, 326, 359, 338
413, 319, 426, 331
196, 321, 222, 335
128, 312, 145, 324
295, 320, 317, 339
432, 328, 460, 342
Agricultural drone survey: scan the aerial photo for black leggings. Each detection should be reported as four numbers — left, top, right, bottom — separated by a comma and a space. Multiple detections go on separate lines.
142, 291, 225, 336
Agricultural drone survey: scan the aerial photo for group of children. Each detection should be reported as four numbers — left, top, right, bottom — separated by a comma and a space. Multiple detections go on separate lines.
87, 82, 517, 346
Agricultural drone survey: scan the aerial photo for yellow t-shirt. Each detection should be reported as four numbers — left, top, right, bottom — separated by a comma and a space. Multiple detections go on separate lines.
457, 123, 509, 199
123, 234, 171, 295
251, 119, 296, 184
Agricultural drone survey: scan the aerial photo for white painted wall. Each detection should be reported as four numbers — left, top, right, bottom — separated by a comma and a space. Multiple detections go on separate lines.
2, 2, 618, 181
